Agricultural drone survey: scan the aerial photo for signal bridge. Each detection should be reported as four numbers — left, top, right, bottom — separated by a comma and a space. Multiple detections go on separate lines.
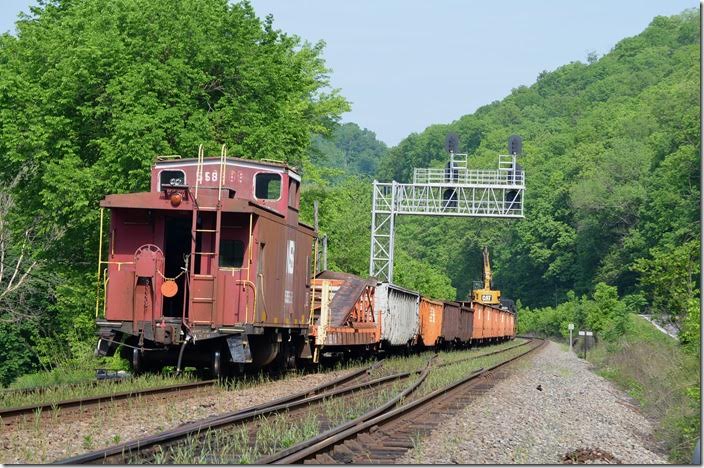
370, 140, 525, 283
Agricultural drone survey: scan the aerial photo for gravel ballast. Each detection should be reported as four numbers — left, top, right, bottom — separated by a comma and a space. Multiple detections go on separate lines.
398, 341, 667, 464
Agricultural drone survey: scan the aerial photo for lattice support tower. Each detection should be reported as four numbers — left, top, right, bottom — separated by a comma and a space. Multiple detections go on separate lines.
370, 151, 525, 283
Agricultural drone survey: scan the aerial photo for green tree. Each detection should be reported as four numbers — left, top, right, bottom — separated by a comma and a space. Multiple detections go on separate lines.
0, 0, 349, 370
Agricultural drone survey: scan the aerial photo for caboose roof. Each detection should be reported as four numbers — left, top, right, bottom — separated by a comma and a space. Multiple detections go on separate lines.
100, 192, 315, 234
154, 156, 301, 182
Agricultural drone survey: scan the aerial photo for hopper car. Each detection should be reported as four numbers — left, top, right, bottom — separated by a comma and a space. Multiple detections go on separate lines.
94, 146, 516, 376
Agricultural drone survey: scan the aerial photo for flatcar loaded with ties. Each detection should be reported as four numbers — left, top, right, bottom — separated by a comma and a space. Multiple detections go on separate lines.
95, 146, 315, 376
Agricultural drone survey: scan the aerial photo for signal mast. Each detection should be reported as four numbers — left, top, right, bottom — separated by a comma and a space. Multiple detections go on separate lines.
369, 134, 525, 283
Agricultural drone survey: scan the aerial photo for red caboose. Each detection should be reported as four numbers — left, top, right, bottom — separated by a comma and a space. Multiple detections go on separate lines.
95, 146, 315, 375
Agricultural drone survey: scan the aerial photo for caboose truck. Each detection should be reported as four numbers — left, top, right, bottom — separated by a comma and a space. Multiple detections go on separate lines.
94, 145, 316, 376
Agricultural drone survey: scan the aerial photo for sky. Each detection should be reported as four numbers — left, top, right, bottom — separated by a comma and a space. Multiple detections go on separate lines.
0, 0, 698, 146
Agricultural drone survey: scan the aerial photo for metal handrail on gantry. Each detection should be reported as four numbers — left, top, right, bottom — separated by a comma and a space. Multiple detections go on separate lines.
369, 144, 525, 283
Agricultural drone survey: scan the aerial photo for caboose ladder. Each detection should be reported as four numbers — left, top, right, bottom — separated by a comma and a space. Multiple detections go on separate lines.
188, 145, 226, 327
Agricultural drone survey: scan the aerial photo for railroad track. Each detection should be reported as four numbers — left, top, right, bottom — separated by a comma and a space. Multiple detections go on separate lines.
57, 340, 538, 464
0, 379, 217, 426
2, 361, 386, 428
55, 360, 403, 464
259, 338, 546, 464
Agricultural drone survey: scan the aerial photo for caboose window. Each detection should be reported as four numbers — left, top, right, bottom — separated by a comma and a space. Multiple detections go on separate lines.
159, 170, 186, 190
255, 173, 281, 200
219, 239, 244, 268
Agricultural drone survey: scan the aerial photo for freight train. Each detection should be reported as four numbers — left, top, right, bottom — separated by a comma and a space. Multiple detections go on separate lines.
94, 146, 516, 376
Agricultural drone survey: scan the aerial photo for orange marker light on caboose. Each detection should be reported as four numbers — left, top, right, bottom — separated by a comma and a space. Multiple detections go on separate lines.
169, 192, 182, 207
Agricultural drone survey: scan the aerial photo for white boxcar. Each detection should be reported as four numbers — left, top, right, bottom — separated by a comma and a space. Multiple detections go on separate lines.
375, 282, 421, 346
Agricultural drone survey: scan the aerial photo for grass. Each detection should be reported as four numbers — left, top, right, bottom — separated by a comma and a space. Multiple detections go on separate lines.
415, 342, 533, 398
7, 367, 98, 390
218, 357, 369, 393
587, 314, 700, 463
135, 411, 321, 464
367, 338, 529, 379
0, 373, 199, 409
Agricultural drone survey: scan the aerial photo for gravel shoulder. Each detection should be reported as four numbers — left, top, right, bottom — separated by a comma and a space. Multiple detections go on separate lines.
398, 341, 667, 464
0, 368, 356, 464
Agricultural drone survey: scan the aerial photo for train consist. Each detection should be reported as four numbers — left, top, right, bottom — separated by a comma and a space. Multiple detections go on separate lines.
94, 146, 516, 376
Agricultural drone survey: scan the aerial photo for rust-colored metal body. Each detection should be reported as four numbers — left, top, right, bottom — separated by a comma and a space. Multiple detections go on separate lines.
418, 298, 444, 347
419, 300, 476, 347
464, 301, 515, 342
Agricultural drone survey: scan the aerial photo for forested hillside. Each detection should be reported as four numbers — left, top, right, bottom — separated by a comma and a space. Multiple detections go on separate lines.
310, 10, 699, 347
309, 122, 388, 181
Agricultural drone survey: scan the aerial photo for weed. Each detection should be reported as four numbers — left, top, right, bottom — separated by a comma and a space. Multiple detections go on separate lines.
82, 435, 94, 451
32, 407, 42, 432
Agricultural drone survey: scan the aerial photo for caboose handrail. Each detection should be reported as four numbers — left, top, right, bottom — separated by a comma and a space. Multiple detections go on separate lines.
235, 280, 256, 324
194, 144, 205, 200
218, 144, 227, 202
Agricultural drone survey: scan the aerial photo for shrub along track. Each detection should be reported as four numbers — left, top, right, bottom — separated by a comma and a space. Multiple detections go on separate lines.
259, 338, 545, 464
56, 340, 538, 464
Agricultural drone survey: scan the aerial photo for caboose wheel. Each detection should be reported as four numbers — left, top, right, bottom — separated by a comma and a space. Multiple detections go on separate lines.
132, 348, 142, 375
211, 351, 222, 379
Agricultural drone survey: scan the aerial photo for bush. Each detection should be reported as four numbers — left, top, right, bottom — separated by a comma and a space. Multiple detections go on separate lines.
589, 316, 700, 463
518, 283, 632, 343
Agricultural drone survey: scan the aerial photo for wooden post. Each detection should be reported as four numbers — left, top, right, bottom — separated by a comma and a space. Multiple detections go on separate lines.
313, 200, 320, 273
322, 235, 328, 271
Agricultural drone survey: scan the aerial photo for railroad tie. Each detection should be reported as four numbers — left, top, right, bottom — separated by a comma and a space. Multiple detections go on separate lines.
332, 443, 355, 463
343, 439, 366, 452
382, 438, 415, 449
315, 453, 337, 464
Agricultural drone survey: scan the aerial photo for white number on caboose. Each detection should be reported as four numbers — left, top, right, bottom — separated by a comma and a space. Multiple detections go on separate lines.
287, 240, 295, 274
198, 171, 219, 183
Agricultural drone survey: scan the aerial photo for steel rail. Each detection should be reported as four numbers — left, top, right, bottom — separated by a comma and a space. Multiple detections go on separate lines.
263, 339, 545, 464
0, 379, 217, 425
55, 362, 399, 464
186, 360, 385, 428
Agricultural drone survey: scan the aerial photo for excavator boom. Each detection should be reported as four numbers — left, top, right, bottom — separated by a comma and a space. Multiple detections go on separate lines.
483, 246, 492, 290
